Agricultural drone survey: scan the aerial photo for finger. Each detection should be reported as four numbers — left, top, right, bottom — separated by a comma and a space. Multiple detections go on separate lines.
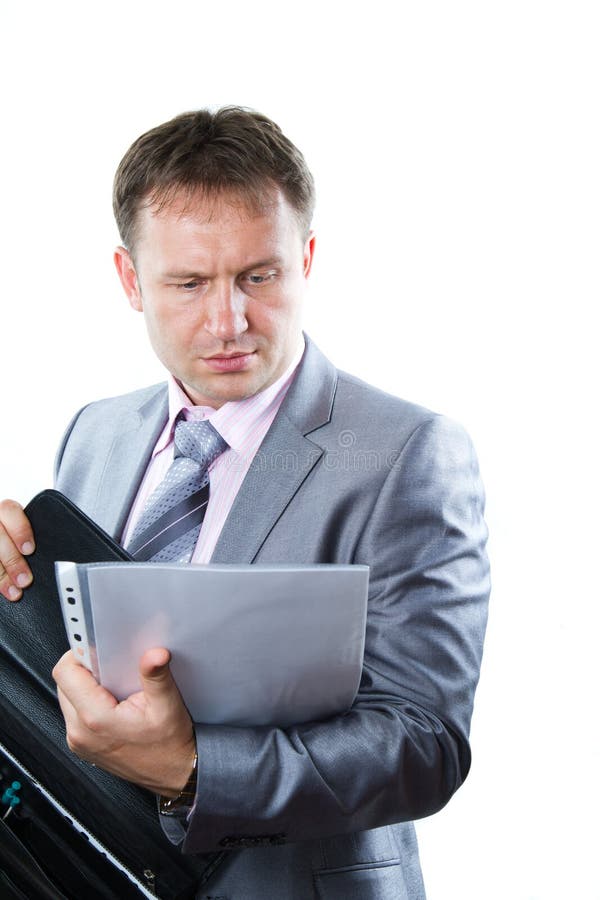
0, 500, 35, 555
56, 683, 102, 762
56, 683, 79, 729
138, 648, 176, 700
52, 650, 117, 714
0, 529, 29, 601
0, 500, 35, 601
140, 646, 171, 675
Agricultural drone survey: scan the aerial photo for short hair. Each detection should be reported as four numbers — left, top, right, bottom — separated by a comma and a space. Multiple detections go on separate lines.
113, 106, 315, 251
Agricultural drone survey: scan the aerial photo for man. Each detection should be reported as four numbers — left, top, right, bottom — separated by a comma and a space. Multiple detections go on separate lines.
0, 107, 490, 898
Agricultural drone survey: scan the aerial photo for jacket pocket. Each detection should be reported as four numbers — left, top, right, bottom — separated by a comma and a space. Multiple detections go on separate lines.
314, 858, 410, 900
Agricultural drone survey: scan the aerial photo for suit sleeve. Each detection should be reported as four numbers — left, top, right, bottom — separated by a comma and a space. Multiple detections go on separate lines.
180, 415, 490, 853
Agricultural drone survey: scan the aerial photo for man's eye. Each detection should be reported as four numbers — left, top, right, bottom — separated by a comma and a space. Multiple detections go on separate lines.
246, 271, 276, 285
174, 280, 203, 291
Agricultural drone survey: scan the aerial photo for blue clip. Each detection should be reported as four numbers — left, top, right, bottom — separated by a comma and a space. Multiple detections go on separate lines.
1, 780, 21, 808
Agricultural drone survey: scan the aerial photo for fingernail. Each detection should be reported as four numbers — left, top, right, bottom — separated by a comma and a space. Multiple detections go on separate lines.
17, 573, 31, 588
8, 586, 21, 601
21, 542, 34, 555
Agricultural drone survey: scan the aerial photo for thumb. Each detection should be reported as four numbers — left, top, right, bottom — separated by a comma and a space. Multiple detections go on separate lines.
138, 647, 176, 699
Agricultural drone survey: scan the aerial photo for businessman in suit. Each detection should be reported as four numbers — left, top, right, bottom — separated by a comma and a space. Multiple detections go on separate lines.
0, 107, 489, 898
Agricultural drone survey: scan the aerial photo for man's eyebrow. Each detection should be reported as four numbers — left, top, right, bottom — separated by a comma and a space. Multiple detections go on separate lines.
243, 256, 283, 270
162, 270, 208, 279
162, 258, 283, 280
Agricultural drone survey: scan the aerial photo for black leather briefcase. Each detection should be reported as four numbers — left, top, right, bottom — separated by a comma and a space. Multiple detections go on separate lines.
0, 490, 226, 899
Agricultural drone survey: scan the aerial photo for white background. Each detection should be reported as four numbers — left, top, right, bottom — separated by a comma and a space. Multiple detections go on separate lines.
1, 2, 598, 897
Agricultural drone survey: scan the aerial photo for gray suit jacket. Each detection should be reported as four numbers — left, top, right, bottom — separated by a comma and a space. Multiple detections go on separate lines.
54, 336, 489, 899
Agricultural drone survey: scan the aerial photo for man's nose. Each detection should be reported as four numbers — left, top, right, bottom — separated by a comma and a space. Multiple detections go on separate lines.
204, 281, 248, 342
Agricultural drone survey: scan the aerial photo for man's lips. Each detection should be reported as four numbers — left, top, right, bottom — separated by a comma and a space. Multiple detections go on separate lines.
202, 351, 256, 373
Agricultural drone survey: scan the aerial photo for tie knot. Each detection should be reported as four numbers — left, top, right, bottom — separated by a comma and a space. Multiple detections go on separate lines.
174, 419, 228, 468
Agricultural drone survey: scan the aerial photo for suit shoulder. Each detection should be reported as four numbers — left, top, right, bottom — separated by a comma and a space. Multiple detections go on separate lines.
327, 368, 476, 458
54, 382, 168, 493
334, 368, 438, 428
77, 382, 167, 417
55, 383, 166, 470
61, 383, 166, 435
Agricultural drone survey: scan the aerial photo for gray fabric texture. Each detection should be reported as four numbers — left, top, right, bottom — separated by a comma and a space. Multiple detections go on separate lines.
53, 335, 490, 899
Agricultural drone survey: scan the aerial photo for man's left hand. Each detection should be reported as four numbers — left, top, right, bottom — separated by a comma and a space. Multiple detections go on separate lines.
53, 647, 196, 798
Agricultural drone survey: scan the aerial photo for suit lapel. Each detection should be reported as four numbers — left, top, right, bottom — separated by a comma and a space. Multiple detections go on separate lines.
99, 388, 169, 540
211, 337, 337, 563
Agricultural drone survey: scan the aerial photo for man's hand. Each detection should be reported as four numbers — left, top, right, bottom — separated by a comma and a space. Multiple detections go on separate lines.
0, 499, 35, 601
53, 647, 196, 798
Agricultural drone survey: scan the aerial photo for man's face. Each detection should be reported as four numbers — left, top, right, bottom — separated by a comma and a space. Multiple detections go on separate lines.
115, 189, 314, 407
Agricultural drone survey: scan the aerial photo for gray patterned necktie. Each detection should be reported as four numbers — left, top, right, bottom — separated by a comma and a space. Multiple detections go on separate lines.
126, 419, 228, 563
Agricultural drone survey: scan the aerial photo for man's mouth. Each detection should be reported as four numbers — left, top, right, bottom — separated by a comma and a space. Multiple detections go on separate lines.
202, 351, 256, 372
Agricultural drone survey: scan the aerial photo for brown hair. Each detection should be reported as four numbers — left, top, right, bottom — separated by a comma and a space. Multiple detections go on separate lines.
113, 106, 315, 251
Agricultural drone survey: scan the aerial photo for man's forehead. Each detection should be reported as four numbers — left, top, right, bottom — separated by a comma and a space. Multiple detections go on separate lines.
141, 186, 285, 229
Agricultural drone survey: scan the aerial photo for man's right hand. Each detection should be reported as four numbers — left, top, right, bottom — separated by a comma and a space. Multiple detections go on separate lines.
0, 499, 35, 601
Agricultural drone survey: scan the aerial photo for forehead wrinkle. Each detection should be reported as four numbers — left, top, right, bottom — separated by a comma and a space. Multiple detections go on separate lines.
145, 185, 281, 229
133, 186, 303, 275
147, 213, 287, 279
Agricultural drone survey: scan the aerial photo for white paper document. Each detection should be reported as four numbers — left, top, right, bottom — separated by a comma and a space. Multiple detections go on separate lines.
55, 562, 369, 727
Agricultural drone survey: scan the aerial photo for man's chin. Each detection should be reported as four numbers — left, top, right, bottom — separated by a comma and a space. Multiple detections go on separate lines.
180, 370, 266, 408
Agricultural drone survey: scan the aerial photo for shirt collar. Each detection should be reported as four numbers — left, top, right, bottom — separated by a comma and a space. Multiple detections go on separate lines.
155, 337, 305, 456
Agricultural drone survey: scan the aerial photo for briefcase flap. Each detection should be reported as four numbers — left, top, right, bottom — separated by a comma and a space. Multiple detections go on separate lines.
0, 490, 225, 898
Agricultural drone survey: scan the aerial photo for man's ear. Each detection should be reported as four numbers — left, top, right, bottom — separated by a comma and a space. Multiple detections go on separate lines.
303, 231, 316, 279
114, 246, 143, 311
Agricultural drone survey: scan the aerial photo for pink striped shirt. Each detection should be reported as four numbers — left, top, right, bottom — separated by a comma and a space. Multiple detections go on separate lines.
121, 340, 305, 563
